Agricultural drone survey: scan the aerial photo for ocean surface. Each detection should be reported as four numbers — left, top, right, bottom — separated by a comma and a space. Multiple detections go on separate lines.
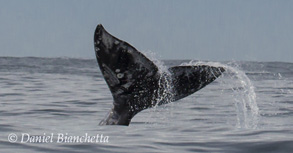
0, 57, 292, 153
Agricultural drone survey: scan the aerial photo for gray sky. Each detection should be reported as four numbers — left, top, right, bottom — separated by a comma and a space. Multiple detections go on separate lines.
0, 0, 292, 62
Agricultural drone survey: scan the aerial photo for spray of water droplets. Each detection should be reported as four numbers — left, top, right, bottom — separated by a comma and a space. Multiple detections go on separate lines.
143, 51, 174, 125
142, 50, 259, 128
181, 60, 260, 129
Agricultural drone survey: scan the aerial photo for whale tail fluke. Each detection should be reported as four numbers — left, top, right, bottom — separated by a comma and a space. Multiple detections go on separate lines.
94, 24, 225, 125
169, 65, 225, 101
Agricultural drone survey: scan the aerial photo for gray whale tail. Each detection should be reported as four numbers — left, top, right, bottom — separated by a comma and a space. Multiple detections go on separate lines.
94, 24, 225, 125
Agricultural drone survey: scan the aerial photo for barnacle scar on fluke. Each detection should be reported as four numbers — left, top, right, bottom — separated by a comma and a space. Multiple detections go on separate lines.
94, 24, 225, 126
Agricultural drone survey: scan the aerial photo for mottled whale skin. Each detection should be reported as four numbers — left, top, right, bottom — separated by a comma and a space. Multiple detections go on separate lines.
94, 24, 225, 126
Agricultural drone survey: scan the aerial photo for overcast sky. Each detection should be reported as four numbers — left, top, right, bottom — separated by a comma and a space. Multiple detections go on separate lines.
0, 0, 292, 62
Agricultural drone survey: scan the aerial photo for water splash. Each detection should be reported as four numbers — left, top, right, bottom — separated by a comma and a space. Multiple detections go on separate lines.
143, 51, 259, 128
143, 51, 174, 125
181, 60, 260, 129
143, 51, 173, 106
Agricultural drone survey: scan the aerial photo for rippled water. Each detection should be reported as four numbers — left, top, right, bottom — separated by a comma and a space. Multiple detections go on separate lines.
0, 57, 293, 153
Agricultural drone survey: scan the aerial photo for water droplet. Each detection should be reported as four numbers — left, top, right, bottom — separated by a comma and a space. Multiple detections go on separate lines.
114, 40, 119, 45
115, 69, 120, 73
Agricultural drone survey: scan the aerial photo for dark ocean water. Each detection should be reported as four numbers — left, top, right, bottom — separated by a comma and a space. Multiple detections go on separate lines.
0, 57, 292, 153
